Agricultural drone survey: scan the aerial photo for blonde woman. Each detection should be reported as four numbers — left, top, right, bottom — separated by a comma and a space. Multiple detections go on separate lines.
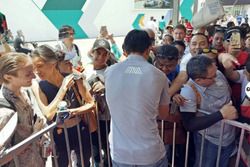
0, 52, 45, 167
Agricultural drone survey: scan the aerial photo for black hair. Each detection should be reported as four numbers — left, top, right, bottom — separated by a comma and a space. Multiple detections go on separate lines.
227, 21, 235, 29
163, 34, 174, 42
123, 29, 151, 54
172, 40, 186, 51
174, 24, 186, 32
187, 55, 214, 80
192, 33, 209, 44
155, 45, 179, 61
31, 45, 65, 62
59, 25, 75, 39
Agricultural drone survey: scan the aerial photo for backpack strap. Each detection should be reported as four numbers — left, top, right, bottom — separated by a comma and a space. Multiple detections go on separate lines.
73, 44, 80, 57
0, 98, 15, 110
187, 81, 201, 109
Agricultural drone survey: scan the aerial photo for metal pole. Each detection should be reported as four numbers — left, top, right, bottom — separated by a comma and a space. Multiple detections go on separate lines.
216, 121, 225, 167
171, 122, 176, 167
76, 119, 85, 167
63, 125, 72, 167
50, 131, 59, 167
172, 0, 180, 26
199, 130, 207, 167
184, 132, 190, 167
235, 128, 245, 167
105, 119, 111, 167
95, 103, 104, 167
86, 113, 94, 167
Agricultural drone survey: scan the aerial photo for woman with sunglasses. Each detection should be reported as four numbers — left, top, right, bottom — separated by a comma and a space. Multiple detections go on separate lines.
31, 45, 95, 167
56, 25, 83, 72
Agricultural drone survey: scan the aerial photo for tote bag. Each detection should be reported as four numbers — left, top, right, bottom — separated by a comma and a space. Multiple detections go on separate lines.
191, 0, 224, 29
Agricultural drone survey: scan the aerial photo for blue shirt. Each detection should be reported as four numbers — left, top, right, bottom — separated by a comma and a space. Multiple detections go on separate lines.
180, 71, 235, 146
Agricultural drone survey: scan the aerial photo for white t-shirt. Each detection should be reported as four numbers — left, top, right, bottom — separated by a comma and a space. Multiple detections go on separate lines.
179, 53, 192, 72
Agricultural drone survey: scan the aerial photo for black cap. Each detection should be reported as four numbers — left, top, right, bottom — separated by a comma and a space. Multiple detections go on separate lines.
225, 27, 241, 41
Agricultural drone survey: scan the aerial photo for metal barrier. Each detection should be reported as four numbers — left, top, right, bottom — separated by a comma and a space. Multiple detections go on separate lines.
0, 102, 112, 167
160, 118, 250, 167
0, 111, 90, 167
2, 101, 250, 167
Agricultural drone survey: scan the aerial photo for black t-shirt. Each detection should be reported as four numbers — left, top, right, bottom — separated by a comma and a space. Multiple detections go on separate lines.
13, 37, 23, 49
39, 80, 81, 121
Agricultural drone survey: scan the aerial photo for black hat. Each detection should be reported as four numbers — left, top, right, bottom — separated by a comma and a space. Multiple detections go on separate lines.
225, 27, 241, 41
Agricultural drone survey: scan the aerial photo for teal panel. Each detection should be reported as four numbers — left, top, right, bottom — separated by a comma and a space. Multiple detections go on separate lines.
132, 14, 144, 30
43, 10, 88, 38
43, 0, 86, 10
180, 0, 194, 21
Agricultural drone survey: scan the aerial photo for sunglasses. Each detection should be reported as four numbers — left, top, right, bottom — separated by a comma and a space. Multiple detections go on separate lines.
202, 48, 218, 54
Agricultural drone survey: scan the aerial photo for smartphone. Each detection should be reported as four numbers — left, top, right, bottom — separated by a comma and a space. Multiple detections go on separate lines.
230, 32, 241, 49
100, 26, 108, 38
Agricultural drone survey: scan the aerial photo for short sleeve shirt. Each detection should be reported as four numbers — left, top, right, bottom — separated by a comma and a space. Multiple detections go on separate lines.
105, 54, 169, 165
180, 71, 235, 146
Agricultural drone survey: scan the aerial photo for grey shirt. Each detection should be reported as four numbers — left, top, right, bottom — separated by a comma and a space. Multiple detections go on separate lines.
105, 54, 170, 165
180, 70, 235, 146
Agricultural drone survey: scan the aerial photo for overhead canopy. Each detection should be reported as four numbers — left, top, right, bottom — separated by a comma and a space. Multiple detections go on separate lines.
220, 0, 250, 6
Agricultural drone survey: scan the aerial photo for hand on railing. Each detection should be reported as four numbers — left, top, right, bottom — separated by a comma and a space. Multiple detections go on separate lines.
56, 101, 70, 124
220, 101, 238, 120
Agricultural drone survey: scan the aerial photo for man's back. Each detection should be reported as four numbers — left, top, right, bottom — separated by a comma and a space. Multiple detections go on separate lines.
105, 54, 168, 165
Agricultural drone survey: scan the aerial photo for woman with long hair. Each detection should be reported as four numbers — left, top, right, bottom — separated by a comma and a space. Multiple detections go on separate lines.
31, 45, 95, 167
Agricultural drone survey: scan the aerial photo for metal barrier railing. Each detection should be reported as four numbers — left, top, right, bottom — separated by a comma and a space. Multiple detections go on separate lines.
0, 101, 112, 167
0, 110, 96, 167
159, 118, 250, 167
1, 104, 250, 167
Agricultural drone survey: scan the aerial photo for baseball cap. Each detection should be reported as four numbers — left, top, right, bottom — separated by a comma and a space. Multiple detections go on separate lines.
166, 25, 173, 29
225, 27, 241, 41
92, 38, 111, 51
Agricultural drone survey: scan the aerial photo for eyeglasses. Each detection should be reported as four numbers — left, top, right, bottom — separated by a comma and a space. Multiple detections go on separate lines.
202, 48, 218, 54
155, 54, 179, 60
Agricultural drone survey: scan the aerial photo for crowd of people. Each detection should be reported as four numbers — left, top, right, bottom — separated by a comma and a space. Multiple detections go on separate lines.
0, 14, 250, 167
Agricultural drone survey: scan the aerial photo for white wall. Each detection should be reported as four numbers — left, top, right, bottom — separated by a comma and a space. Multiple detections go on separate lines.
0, 0, 170, 41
